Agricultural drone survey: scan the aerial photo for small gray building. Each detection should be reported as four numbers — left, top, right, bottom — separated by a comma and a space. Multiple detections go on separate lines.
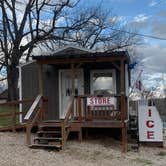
18, 46, 130, 152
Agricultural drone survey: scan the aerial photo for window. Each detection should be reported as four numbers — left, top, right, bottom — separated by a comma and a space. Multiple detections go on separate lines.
91, 70, 116, 95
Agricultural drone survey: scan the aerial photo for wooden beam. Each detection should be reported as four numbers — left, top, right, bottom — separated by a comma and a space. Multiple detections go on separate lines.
77, 96, 82, 122
70, 64, 75, 95
120, 59, 127, 152
120, 60, 125, 94
37, 56, 127, 65
75, 63, 83, 69
122, 123, 127, 153
111, 62, 120, 71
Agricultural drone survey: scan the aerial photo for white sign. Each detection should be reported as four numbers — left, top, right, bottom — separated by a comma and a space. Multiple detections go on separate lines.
87, 97, 117, 108
138, 106, 163, 142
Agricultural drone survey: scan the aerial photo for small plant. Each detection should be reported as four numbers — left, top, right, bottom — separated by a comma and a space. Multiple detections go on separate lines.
157, 151, 166, 156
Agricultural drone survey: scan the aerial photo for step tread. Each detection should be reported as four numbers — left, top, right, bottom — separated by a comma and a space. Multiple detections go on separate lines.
38, 123, 62, 128
37, 131, 61, 134
34, 137, 62, 141
30, 144, 62, 149
42, 120, 62, 123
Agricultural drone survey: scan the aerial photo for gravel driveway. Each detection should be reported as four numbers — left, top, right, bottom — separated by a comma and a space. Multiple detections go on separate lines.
0, 132, 166, 166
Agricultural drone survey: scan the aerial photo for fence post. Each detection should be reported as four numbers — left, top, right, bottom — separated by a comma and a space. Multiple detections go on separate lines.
78, 96, 82, 122
121, 95, 127, 153
12, 104, 16, 132
26, 123, 31, 146
61, 120, 65, 150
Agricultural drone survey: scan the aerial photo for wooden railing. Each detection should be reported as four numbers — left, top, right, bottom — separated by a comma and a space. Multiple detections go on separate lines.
0, 99, 35, 132
61, 95, 75, 147
73, 95, 123, 121
24, 94, 48, 146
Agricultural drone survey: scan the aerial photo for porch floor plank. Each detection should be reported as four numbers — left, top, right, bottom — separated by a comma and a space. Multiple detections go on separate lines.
81, 120, 123, 128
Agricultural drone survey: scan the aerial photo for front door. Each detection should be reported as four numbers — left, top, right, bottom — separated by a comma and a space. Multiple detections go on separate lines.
59, 69, 84, 118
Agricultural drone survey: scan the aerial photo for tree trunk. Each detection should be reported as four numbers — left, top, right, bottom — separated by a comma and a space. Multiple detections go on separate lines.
7, 64, 19, 101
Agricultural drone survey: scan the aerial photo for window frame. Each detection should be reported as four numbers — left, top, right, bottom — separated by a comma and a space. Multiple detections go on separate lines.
90, 69, 116, 95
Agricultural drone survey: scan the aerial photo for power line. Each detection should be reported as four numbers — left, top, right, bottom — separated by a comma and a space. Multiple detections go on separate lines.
111, 28, 166, 41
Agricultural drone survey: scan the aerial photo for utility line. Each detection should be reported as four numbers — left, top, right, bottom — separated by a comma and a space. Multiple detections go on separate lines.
111, 28, 166, 41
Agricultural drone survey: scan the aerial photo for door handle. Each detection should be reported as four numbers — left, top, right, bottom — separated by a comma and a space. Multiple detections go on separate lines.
66, 88, 70, 96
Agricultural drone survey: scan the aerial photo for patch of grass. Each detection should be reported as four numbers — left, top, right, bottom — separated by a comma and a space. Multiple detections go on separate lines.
0, 105, 19, 127
132, 158, 153, 165
157, 151, 166, 156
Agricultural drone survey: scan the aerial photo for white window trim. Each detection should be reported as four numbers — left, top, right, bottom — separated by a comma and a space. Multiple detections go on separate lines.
90, 69, 116, 95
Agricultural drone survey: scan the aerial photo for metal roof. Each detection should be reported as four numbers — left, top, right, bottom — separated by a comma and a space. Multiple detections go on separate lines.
33, 51, 129, 60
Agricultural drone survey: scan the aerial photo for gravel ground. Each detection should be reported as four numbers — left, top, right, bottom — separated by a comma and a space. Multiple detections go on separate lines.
0, 132, 166, 166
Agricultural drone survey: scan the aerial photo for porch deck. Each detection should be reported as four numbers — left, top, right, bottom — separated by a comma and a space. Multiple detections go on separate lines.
81, 119, 124, 128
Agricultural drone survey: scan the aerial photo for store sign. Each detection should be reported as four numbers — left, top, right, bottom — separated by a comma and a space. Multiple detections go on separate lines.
87, 97, 117, 108
138, 106, 163, 142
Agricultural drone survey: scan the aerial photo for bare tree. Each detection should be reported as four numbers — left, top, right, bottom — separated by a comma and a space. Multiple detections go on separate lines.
40, 7, 141, 52
0, 0, 103, 100
0, 0, 139, 101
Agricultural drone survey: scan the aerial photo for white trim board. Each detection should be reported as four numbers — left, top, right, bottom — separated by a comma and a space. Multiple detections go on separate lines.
18, 66, 22, 123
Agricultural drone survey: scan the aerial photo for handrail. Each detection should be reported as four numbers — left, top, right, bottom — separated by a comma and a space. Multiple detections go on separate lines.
0, 98, 35, 106
24, 94, 42, 120
61, 95, 74, 146
25, 94, 48, 146
64, 95, 74, 123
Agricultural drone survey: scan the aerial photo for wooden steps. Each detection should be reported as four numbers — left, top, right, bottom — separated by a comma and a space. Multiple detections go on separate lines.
37, 131, 61, 134
30, 144, 62, 149
30, 121, 64, 150
34, 137, 62, 141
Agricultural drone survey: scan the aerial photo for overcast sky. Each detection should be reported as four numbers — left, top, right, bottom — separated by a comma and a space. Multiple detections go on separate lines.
88, 0, 166, 94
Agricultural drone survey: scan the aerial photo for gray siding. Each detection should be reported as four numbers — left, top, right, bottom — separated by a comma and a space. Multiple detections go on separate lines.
21, 63, 59, 120
21, 62, 39, 119
43, 65, 59, 119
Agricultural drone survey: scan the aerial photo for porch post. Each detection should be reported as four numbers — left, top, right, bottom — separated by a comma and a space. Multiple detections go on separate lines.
120, 60, 125, 95
120, 59, 127, 152
70, 64, 75, 95
70, 64, 75, 119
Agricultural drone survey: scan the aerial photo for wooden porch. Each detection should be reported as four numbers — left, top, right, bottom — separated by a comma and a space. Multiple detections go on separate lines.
19, 92, 127, 152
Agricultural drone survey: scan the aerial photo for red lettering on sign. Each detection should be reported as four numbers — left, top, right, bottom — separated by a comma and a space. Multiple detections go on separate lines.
148, 109, 152, 117
94, 97, 97, 104
107, 98, 111, 104
90, 97, 94, 105
103, 97, 107, 104
87, 97, 116, 106
147, 131, 154, 139
146, 120, 154, 128
98, 98, 102, 104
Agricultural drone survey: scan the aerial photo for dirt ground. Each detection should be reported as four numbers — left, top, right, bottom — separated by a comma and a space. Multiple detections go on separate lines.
0, 132, 166, 166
